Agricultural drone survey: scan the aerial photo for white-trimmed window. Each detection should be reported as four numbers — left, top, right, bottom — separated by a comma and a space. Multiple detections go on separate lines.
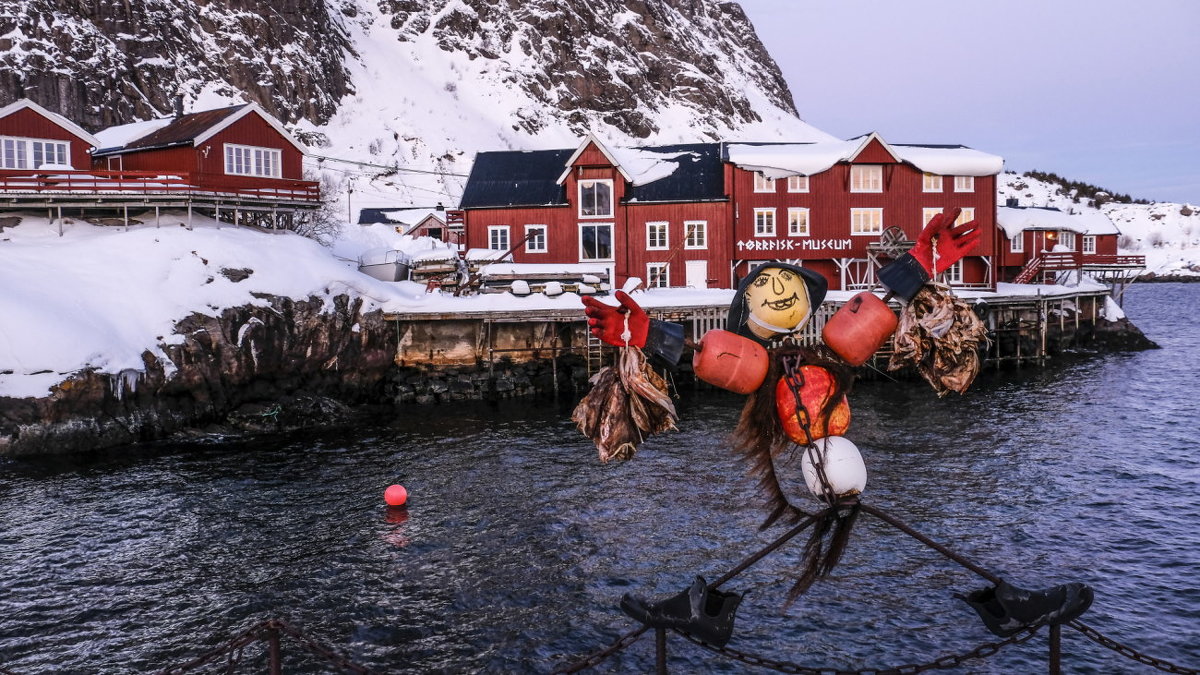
525, 224, 547, 253
754, 208, 776, 237
850, 165, 883, 192
224, 143, 282, 178
646, 221, 669, 250
922, 207, 943, 226
954, 175, 975, 192
787, 208, 810, 236
851, 208, 883, 235
753, 172, 775, 193
955, 207, 976, 225
488, 225, 510, 251
1060, 231, 1076, 251
1010, 233, 1024, 253
579, 222, 613, 260
578, 179, 613, 218
647, 262, 669, 288
1082, 235, 1096, 254
787, 175, 809, 192
923, 173, 943, 192
684, 220, 707, 249
0, 136, 70, 169
944, 259, 963, 284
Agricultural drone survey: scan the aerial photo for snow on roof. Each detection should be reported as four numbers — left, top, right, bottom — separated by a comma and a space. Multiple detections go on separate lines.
94, 118, 175, 151
725, 138, 1002, 178
0, 99, 102, 148
477, 262, 610, 276
997, 206, 1120, 237
608, 147, 690, 185
380, 209, 443, 226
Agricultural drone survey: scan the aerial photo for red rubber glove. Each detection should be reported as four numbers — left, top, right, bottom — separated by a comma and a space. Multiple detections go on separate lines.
908, 207, 983, 276
581, 291, 649, 347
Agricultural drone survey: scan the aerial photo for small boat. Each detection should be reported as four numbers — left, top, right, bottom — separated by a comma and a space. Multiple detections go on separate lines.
357, 248, 411, 282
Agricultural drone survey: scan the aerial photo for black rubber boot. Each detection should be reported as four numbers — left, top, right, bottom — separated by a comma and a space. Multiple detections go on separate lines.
957, 579, 1094, 637
620, 576, 743, 647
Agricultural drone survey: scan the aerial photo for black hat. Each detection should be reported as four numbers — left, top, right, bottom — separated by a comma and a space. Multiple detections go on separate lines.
726, 262, 828, 344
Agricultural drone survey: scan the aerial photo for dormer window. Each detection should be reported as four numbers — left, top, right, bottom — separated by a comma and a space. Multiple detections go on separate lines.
850, 165, 883, 192
1, 136, 70, 169
578, 179, 613, 218
225, 143, 281, 178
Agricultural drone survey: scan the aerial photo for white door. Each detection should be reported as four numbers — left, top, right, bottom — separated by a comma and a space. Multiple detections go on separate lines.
685, 260, 708, 288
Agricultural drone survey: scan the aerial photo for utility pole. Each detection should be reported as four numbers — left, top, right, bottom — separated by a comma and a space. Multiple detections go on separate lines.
347, 177, 356, 224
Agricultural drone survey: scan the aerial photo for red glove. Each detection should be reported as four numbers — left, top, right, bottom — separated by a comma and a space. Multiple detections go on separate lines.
909, 207, 982, 276
582, 291, 649, 347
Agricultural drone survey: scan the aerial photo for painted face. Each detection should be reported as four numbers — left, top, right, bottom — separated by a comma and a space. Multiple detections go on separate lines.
743, 267, 812, 339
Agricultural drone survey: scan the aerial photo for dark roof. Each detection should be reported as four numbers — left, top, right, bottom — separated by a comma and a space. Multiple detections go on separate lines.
459, 149, 573, 208
460, 142, 726, 209
94, 105, 247, 156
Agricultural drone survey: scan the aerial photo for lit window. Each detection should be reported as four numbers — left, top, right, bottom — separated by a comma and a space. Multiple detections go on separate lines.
754, 208, 776, 237
787, 208, 809, 236
753, 172, 775, 193
850, 165, 883, 192
0, 136, 70, 169
646, 221, 668, 250
850, 208, 883, 235
1010, 233, 1024, 253
944, 259, 963, 283
224, 144, 282, 178
580, 222, 612, 260
525, 224, 547, 253
923, 173, 943, 192
488, 225, 510, 251
684, 220, 707, 249
647, 262, 669, 288
1060, 231, 1076, 250
956, 208, 976, 225
1082, 235, 1096, 254
787, 175, 809, 192
578, 179, 613, 218
954, 175, 975, 192
922, 208, 943, 226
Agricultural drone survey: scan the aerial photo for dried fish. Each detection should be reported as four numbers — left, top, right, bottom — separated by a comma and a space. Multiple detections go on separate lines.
889, 284, 990, 396
572, 346, 677, 462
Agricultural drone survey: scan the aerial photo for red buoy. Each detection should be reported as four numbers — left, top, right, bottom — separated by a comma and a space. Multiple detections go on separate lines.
384, 484, 408, 507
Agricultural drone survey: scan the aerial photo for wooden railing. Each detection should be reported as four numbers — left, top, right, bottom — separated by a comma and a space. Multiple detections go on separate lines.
0, 169, 320, 202
1082, 254, 1146, 267
1015, 251, 1146, 284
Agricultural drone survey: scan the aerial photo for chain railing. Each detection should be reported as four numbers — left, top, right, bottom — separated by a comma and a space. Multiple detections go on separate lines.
157, 618, 374, 675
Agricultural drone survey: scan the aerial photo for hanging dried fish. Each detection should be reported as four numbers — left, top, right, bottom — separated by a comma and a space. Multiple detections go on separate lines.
572, 346, 677, 462
889, 283, 990, 396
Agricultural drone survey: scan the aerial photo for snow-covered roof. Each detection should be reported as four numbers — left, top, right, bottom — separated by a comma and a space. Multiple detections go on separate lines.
725, 134, 1003, 178
996, 206, 1120, 237
93, 102, 307, 156
556, 134, 633, 184
0, 99, 102, 148
94, 118, 175, 151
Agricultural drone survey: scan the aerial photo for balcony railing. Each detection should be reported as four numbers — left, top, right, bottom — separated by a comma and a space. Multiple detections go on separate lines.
0, 169, 320, 203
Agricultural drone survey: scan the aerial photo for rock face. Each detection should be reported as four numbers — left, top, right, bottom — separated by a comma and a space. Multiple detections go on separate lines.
0, 294, 396, 456
0, 0, 798, 139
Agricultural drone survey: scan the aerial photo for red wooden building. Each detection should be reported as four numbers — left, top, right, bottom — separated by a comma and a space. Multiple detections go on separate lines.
996, 203, 1143, 284
0, 98, 101, 171
459, 133, 1003, 292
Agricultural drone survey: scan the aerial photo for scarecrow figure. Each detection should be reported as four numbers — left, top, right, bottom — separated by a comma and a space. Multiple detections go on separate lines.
577, 208, 1092, 647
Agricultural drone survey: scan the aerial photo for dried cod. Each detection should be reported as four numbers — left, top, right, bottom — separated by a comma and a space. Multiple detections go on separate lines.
889, 284, 990, 396
572, 346, 678, 462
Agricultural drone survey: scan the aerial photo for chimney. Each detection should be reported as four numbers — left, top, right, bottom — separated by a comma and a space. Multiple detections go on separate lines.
173, 95, 184, 118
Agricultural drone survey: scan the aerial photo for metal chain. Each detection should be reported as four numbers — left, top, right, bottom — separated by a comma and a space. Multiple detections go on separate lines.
156, 618, 375, 675
675, 625, 1040, 674
158, 623, 264, 674
550, 626, 650, 674
270, 619, 377, 674
1068, 621, 1200, 675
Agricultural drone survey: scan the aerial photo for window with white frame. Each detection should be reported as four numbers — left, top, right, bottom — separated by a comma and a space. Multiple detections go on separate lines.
753, 172, 775, 193
1010, 233, 1024, 253
787, 208, 810, 236
578, 179, 613, 218
955, 207, 976, 225
754, 208, 776, 237
647, 262, 669, 288
944, 259, 963, 284
850, 165, 883, 192
684, 220, 707, 249
954, 175, 975, 192
0, 136, 70, 169
1082, 235, 1096, 254
224, 144, 282, 178
525, 224, 547, 253
646, 221, 668, 250
787, 175, 809, 192
922, 207, 943, 226
488, 225, 510, 251
850, 208, 883, 235
923, 173, 943, 192
579, 222, 613, 260
1060, 231, 1076, 250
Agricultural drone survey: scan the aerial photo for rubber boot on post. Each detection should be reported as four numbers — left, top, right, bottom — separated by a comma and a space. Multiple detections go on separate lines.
957, 579, 1094, 637
620, 577, 743, 647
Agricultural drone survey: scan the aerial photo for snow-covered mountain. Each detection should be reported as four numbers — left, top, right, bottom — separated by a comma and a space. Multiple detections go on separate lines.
999, 172, 1200, 278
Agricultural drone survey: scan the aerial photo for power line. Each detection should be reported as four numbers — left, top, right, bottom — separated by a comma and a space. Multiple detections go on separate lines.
305, 154, 468, 178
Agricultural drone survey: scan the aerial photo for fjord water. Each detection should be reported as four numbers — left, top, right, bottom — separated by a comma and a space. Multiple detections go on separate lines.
2, 284, 1198, 673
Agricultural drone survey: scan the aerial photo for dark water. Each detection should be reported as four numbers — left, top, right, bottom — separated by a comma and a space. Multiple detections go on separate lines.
2, 284, 1199, 674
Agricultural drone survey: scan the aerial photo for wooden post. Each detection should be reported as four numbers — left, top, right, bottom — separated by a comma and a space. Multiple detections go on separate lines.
56, 206, 62, 237
155, 206, 160, 229
123, 204, 129, 232
655, 627, 668, 675
267, 623, 282, 675
1048, 623, 1061, 674
187, 204, 193, 231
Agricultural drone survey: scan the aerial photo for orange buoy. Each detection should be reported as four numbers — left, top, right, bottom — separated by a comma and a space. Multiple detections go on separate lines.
692, 329, 769, 394
775, 366, 850, 443
384, 484, 408, 507
821, 291, 898, 366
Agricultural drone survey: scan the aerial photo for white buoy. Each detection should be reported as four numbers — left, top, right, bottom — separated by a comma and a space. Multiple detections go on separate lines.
510, 279, 531, 296
801, 436, 867, 501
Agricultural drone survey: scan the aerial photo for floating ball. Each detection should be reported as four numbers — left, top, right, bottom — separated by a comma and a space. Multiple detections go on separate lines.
800, 436, 866, 501
384, 484, 408, 507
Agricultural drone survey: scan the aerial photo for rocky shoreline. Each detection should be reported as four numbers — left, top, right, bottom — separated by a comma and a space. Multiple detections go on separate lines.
0, 293, 1159, 457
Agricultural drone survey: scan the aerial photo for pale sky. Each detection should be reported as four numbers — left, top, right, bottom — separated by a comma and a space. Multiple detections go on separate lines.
736, 0, 1200, 204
